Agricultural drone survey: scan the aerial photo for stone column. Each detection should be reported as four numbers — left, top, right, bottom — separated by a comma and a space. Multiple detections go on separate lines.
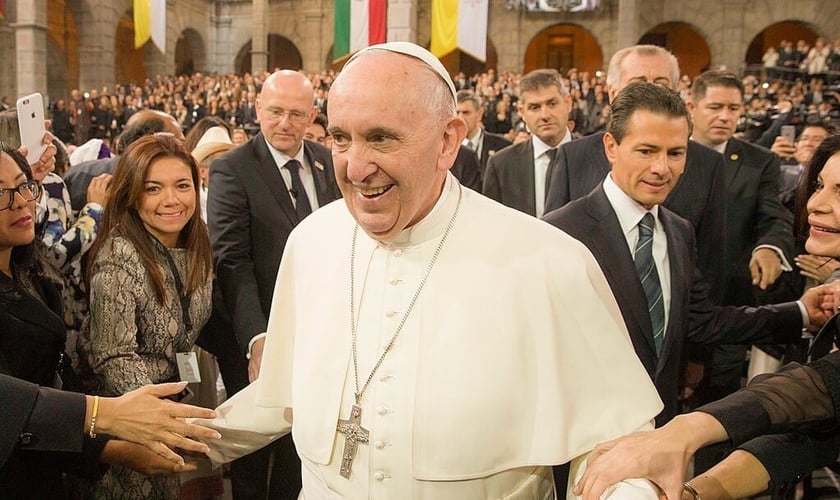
387, 0, 417, 43
0, 23, 16, 99
13, 0, 48, 97
718, 0, 748, 72
211, 7, 234, 74
616, 0, 639, 51
303, 8, 325, 71
251, 0, 268, 74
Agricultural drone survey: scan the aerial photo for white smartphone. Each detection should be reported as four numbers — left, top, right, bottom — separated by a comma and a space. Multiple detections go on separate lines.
781, 124, 796, 145
16, 92, 47, 165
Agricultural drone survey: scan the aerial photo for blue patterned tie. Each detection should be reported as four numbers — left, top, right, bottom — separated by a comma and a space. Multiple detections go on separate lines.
635, 213, 665, 355
285, 159, 312, 220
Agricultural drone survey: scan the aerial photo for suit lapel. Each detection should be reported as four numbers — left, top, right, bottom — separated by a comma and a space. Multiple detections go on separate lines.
302, 143, 331, 206
723, 140, 744, 188
253, 133, 301, 226
587, 189, 658, 358
519, 141, 536, 215
656, 211, 687, 373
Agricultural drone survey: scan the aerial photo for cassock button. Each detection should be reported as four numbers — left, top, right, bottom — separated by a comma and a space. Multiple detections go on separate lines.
385, 311, 398, 318
393, 249, 403, 257
380, 374, 394, 382
375, 440, 386, 449
389, 278, 402, 285
374, 471, 385, 481
376, 406, 389, 415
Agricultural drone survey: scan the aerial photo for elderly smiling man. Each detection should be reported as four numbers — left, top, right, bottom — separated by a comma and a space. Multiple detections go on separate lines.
196, 42, 664, 499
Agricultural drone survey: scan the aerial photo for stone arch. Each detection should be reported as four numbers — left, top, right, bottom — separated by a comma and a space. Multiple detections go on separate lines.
523, 23, 603, 75
175, 28, 206, 76
639, 22, 711, 79
744, 20, 823, 66
46, 0, 79, 101
235, 35, 303, 75
114, 9, 147, 84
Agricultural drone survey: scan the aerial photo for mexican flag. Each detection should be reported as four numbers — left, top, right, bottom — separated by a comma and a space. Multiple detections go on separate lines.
334, 0, 387, 62
430, 0, 488, 62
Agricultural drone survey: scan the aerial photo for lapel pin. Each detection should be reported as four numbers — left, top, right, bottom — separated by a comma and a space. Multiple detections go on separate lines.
729, 153, 739, 161
314, 161, 325, 171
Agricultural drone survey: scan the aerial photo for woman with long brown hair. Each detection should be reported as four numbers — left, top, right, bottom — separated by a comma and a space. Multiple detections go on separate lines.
79, 133, 213, 499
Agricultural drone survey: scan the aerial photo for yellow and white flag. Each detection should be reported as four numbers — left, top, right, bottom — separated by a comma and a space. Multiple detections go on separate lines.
134, 0, 166, 53
430, 0, 488, 62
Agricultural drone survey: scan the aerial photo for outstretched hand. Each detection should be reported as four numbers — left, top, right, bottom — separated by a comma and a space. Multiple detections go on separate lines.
95, 382, 220, 465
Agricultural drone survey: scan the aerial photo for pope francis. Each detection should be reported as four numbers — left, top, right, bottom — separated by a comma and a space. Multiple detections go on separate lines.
195, 42, 664, 499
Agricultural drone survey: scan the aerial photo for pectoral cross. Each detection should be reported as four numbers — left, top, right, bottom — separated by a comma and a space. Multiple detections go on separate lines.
336, 404, 369, 478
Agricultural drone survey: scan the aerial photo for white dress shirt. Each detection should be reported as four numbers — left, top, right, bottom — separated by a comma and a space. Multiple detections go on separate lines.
603, 174, 672, 334
532, 129, 572, 217
264, 137, 320, 211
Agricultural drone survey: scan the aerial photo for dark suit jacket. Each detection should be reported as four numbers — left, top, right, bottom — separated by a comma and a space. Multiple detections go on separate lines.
483, 140, 538, 216
63, 156, 119, 212
721, 138, 794, 306
0, 271, 105, 496
542, 184, 802, 424
544, 132, 727, 302
207, 134, 341, 353
700, 324, 840, 490
1, 375, 86, 467
477, 131, 512, 180
449, 145, 482, 193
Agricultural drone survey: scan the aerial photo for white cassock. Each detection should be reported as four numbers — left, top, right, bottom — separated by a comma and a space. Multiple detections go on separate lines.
198, 174, 664, 499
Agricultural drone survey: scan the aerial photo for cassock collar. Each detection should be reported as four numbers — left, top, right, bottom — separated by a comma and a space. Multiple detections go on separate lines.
385, 173, 460, 248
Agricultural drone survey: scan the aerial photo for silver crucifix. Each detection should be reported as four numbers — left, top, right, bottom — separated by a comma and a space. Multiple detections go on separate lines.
336, 404, 370, 478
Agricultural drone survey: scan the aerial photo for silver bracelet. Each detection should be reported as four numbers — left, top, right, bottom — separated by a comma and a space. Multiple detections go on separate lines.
684, 482, 702, 500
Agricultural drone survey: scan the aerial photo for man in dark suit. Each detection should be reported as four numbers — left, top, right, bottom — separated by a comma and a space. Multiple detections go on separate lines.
206, 70, 341, 500
483, 69, 573, 217
456, 89, 511, 183
544, 82, 817, 427
542, 82, 826, 494
687, 71, 797, 471
449, 144, 483, 192
544, 45, 726, 300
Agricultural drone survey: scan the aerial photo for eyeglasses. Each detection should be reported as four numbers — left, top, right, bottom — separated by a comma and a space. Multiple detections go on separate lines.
0, 180, 41, 211
262, 107, 310, 124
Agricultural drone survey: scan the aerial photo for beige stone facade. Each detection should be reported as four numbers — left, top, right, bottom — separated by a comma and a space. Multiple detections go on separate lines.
1, 0, 837, 101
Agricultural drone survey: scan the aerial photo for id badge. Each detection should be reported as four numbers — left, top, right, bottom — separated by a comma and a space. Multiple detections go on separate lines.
176, 351, 202, 383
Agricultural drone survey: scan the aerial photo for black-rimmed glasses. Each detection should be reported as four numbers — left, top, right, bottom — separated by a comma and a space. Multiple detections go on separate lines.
0, 180, 41, 211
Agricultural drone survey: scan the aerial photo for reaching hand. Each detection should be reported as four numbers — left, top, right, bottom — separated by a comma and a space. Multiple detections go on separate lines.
795, 254, 840, 283
95, 382, 220, 465
750, 248, 783, 290
100, 440, 200, 474
248, 337, 266, 383
574, 413, 729, 500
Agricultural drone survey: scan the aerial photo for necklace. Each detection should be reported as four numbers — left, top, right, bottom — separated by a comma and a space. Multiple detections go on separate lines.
335, 190, 461, 479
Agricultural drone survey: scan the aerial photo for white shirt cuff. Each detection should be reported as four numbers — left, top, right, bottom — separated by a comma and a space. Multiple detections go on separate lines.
246, 332, 267, 360
754, 245, 793, 272
795, 300, 809, 329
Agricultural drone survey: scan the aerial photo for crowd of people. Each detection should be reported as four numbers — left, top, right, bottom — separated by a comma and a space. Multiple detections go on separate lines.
3, 37, 840, 500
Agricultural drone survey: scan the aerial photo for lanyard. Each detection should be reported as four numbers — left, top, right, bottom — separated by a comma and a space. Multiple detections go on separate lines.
149, 235, 193, 333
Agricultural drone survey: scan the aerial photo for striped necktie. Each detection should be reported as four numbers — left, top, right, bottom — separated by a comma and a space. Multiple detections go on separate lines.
634, 212, 665, 355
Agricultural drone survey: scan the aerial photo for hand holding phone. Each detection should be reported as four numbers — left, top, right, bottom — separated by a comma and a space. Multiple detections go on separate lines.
16, 93, 48, 165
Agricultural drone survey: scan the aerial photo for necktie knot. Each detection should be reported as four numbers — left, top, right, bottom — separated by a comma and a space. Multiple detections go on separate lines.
545, 148, 558, 163
285, 159, 302, 173
285, 159, 312, 220
638, 212, 655, 238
